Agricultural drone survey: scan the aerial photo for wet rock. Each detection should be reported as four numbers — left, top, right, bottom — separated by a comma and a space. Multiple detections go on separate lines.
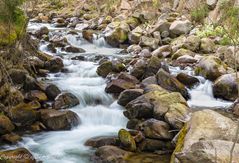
82, 30, 94, 43
144, 56, 162, 77
117, 72, 139, 85
40, 109, 80, 130
138, 138, 174, 152
94, 145, 131, 163
2, 133, 22, 144
9, 69, 28, 85
176, 55, 197, 64
232, 98, 239, 116
177, 140, 239, 163
46, 43, 57, 53
125, 96, 154, 119
53, 92, 80, 110
139, 119, 173, 140
172, 109, 238, 162
141, 76, 158, 86
156, 69, 189, 99
118, 129, 136, 152
25, 90, 48, 102
44, 84, 61, 100
85, 136, 119, 148
172, 48, 195, 60
164, 103, 190, 129
0, 148, 36, 163
212, 73, 239, 101
200, 38, 215, 53
97, 61, 113, 77
139, 36, 160, 50
183, 35, 200, 52
130, 59, 147, 79
169, 20, 192, 36
34, 26, 49, 38
0, 115, 15, 135
105, 21, 130, 47
195, 56, 227, 81
7, 103, 39, 126
118, 89, 143, 106
50, 35, 68, 47
127, 119, 141, 130
64, 45, 86, 53
105, 79, 135, 94
45, 57, 64, 73
23, 75, 40, 92
176, 73, 200, 88
143, 84, 167, 94
151, 45, 172, 58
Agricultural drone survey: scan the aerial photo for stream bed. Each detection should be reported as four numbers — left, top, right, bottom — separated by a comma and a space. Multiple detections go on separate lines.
1, 22, 234, 163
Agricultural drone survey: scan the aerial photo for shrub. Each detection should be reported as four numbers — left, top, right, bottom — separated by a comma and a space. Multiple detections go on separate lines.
190, 5, 209, 23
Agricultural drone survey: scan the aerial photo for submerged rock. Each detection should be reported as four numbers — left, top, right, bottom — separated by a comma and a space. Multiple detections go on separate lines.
64, 45, 86, 53
40, 109, 80, 130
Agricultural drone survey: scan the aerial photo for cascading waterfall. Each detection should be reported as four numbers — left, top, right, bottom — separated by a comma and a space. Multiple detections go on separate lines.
2, 22, 233, 163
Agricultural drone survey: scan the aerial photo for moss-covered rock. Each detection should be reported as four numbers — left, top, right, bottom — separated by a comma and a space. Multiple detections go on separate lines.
0, 148, 36, 163
195, 56, 227, 81
0, 115, 15, 135
156, 69, 190, 99
183, 35, 201, 52
200, 37, 215, 53
171, 48, 195, 60
212, 73, 239, 101
96, 61, 113, 77
118, 129, 136, 152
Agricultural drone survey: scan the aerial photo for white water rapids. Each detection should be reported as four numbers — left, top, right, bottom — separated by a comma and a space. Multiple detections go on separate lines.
1, 23, 233, 163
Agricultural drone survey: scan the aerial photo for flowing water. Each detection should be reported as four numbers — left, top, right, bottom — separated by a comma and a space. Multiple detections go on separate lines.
1, 23, 233, 162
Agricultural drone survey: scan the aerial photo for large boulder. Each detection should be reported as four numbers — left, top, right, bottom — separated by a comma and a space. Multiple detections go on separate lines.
7, 103, 39, 126
43, 84, 61, 100
195, 56, 227, 81
138, 138, 174, 152
139, 36, 160, 50
53, 92, 80, 110
0, 115, 15, 135
176, 140, 239, 163
172, 110, 239, 163
156, 69, 189, 99
139, 119, 173, 140
40, 109, 80, 130
118, 89, 144, 106
25, 90, 48, 102
63, 45, 86, 53
169, 20, 192, 36
97, 61, 126, 78
105, 79, 136, 94
144, 56, 162, 77
151, 45, 172, 58
212, 73, 238, 101
130, 59, 147, 80
0, 148, 36, 163
82, 30, 94, 43
104, 21, 130, 47
118, 129, 136, 152
216, 46, 239, 68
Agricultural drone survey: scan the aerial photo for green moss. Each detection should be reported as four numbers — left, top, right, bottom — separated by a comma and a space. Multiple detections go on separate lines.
118, 129, 136, 152
170, 124, 188, 163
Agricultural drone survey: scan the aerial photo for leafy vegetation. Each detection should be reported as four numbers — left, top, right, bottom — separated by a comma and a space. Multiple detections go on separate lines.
190, 4, 209, 23
0, 0, 27, 46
